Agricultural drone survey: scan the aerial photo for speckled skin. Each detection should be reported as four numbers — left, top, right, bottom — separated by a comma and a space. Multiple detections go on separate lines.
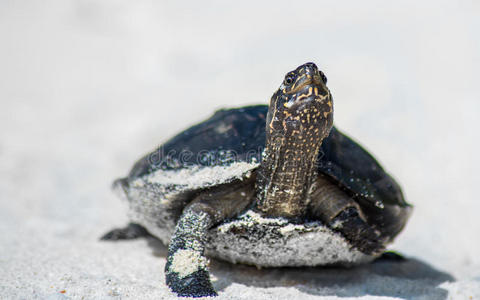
256, 63, 334, 218
103, 63, 412, 298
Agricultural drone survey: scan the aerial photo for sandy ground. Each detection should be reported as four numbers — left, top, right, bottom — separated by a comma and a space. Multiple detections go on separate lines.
1, 1, 480, 299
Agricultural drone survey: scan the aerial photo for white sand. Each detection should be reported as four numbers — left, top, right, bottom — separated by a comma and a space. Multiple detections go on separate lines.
1, 1, 479, 299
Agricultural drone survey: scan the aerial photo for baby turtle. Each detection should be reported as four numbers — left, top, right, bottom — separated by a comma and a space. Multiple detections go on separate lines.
102, 62, 412, 297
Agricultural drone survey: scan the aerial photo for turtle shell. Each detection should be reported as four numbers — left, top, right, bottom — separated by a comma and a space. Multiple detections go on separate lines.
127, 104, 408, 210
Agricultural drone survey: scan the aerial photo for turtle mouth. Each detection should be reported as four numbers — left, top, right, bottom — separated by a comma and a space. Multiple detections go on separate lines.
287, 75, 324, 95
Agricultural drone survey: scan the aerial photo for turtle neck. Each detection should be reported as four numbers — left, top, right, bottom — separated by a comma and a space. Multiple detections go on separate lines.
255, 134, 321, 219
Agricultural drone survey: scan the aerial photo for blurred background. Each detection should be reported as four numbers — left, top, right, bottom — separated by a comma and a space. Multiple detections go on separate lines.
1, 0, 479, 298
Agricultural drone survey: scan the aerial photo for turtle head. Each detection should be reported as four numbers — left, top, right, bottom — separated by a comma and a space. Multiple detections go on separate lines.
266, 62, 333, 145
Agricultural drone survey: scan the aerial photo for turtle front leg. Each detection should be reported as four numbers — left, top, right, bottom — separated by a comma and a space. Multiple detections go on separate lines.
165, 179, 255, 297
166, 203, 217, 297
308, 176, 384, 255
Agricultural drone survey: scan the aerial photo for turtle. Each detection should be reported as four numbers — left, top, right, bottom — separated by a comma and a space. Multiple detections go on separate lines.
102, 62, 412, 297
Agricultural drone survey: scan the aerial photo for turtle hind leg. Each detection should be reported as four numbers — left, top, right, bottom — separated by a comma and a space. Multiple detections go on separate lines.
100, 223, 150, 241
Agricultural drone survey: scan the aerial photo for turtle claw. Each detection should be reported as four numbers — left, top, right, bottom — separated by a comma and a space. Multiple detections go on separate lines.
166, 268, 217, 298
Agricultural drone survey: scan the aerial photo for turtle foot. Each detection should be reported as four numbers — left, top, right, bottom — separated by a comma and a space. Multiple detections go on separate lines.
166, 268, 217, 298
376, 251, 406, 262
329, 207, 385, 255
100, 223, 150, 241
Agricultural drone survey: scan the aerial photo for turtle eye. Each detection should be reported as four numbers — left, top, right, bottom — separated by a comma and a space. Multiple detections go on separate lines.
284, 74, 295, 86
319, 71, 327, 84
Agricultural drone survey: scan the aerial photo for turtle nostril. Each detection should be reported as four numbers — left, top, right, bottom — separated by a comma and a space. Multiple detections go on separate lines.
303, 62, 318, 76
